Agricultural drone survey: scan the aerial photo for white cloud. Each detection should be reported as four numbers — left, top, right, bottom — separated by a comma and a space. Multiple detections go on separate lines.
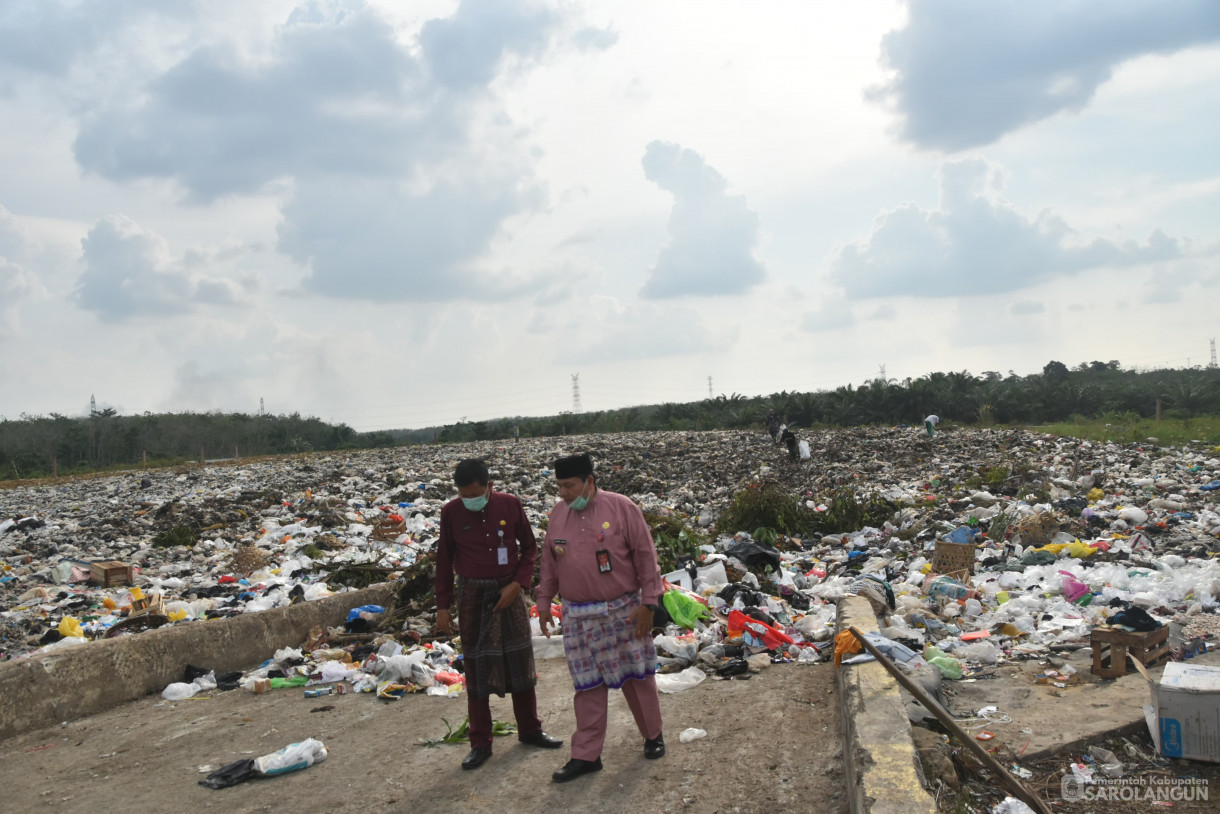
572, 299, 737, 361
65, 0, 591, 304
830, 157, 1182, 299
869, 0, 1220, 151
800, 294, 856, 334
1009, 300, 1044, 315
639, 141, 765, 299
74, 215, 254, 321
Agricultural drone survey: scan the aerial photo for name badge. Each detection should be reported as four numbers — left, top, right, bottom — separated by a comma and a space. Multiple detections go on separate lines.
596, 549, 612, 574
497, 546, 509, 565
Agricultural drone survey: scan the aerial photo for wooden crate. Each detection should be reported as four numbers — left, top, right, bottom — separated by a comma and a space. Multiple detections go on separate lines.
90, 560, 133, 587
932, 540, 976, 576
1090, 625, 1170, 679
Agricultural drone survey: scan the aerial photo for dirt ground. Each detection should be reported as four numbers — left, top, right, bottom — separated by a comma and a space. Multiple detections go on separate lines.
0, 658, 845, 814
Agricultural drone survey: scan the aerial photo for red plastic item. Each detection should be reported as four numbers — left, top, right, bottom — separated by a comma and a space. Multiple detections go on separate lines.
727, 609, 794, 650
218, 575, 238, 584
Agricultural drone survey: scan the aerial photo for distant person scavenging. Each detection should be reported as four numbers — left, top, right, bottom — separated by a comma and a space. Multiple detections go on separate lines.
924, 414, 940, 438
766, 410, 781, 444
781, 427, 799, 461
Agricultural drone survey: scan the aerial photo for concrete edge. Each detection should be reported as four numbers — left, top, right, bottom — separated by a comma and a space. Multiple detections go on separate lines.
0, 582, 397, 742
837, 596, 938, 814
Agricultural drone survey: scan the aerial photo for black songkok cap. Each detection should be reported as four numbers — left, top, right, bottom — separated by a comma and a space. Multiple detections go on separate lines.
553, 453, 594, 480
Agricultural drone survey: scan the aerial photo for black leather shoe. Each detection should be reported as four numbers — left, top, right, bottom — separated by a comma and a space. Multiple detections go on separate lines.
519, 730, 564, 749
461, 748, 492, 770
644, 733, 666, 760
551, 757, 603, 783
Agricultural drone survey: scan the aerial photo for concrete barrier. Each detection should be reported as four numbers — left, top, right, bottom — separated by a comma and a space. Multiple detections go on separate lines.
837, 596, 937, 814
0, 582, 397, 741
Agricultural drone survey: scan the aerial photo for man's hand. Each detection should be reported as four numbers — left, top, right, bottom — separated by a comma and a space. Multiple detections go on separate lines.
538, 604, 554, 638
435, 608, 453, 636
631, 604, 654, 639
493, 581, 522, 611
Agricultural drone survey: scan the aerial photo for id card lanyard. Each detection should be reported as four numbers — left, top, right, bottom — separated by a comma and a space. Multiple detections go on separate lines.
497, 527, 508, 565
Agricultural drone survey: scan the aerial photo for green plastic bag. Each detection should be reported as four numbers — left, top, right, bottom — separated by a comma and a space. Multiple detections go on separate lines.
662, 590, 710, 630
269, 675, 310, 689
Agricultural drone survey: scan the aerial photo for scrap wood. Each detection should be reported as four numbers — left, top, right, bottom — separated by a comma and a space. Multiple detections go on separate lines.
847, 625, 1052, 814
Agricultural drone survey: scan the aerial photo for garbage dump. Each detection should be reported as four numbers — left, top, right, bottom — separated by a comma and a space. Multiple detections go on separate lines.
1, 428, 1217, 719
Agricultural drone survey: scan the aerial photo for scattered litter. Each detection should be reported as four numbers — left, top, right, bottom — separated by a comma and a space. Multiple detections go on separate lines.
678, 727, 708, 743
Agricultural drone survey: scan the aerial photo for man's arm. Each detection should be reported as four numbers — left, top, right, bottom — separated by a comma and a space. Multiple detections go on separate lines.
623, 500, 663, 606
512, 497, 537, 587
536, 509, 560, 636
434, 505, 456, 632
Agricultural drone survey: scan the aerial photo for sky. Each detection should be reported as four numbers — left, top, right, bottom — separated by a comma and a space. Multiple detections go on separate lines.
1, 0, 1218, 432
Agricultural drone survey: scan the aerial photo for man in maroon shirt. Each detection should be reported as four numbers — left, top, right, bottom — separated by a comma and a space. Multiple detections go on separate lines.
435, 459, 562, 769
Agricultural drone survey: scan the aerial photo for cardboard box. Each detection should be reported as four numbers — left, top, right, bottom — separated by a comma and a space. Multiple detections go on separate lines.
1136, 661, 1220, 762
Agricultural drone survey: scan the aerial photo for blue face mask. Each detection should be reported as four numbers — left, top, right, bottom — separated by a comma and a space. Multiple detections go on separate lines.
569, 480, 591, 511
461, 487, 489, 512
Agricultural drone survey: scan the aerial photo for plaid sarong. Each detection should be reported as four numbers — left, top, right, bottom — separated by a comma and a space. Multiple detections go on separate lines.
457, 576, 537, 700
562, 592, 657, 692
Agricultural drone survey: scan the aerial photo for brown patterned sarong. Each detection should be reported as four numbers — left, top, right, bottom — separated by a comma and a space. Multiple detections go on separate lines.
457, 576, 538, 700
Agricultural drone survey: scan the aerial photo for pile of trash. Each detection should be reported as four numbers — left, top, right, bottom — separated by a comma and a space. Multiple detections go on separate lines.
1, 428, 1217, 688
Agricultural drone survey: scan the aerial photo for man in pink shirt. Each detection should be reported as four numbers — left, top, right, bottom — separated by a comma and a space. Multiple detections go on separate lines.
435, 459, 563, 770
537, 453, 666, 783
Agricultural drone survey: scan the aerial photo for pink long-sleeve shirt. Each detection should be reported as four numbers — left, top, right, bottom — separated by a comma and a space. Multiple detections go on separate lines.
536, 488, 663, 609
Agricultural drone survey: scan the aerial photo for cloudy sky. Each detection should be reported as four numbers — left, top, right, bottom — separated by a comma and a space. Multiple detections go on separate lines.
1, 0, 1218, 431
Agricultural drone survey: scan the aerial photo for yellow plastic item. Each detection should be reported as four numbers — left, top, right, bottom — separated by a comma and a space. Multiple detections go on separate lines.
1087, 488, 1104, 502
58, 616, 85, 638
129, 586, 144, 601
1036, 543, 1067, 555
102, 597, 116, 610
995, 591, 1009, 604
1066, 541, 1096, 558
168, 609, 188, 622
921, 562, 932, 574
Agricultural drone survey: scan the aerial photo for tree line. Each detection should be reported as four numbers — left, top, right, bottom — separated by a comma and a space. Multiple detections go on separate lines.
0, 410, 396, 479
436, 361, 1220, 442
2, 361, 1217, 479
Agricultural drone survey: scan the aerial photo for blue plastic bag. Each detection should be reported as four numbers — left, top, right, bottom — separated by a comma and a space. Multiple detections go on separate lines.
347, 604, 385, 622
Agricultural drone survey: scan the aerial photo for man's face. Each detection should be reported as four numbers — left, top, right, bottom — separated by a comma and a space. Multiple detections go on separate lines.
458, 481, 491, 500
556, 475, 591, 504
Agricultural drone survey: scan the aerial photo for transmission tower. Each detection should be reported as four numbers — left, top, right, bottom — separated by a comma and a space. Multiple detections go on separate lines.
1210, 338, 1217, 369
259, 397, 265, 416
90, 394, 96, 415
571, 373, 582, 413
707, 376, 713, 398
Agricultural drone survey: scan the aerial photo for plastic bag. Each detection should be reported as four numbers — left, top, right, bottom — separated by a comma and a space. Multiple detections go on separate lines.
162, 682, 200, 700
655, 666, 707, 693
662, 590, 710, 630
199, 758, 258, 789
991, 798, 1036, 814
1088, 745, 1123, 778
57, 617, 85, 638
679, 727, 708, 743
253, 738, 328, 776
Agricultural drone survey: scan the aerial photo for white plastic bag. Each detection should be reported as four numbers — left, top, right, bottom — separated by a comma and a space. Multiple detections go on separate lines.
253, 738, 328, 776
678, 727, 707, 743
162, 682, 199, 700
656, 666, 707, 694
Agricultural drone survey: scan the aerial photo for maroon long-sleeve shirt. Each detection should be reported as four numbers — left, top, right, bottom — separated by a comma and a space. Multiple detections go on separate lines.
434, 490, 537, 610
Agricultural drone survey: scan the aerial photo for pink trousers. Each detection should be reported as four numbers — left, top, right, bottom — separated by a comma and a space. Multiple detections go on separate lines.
570, 674, 663, 761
